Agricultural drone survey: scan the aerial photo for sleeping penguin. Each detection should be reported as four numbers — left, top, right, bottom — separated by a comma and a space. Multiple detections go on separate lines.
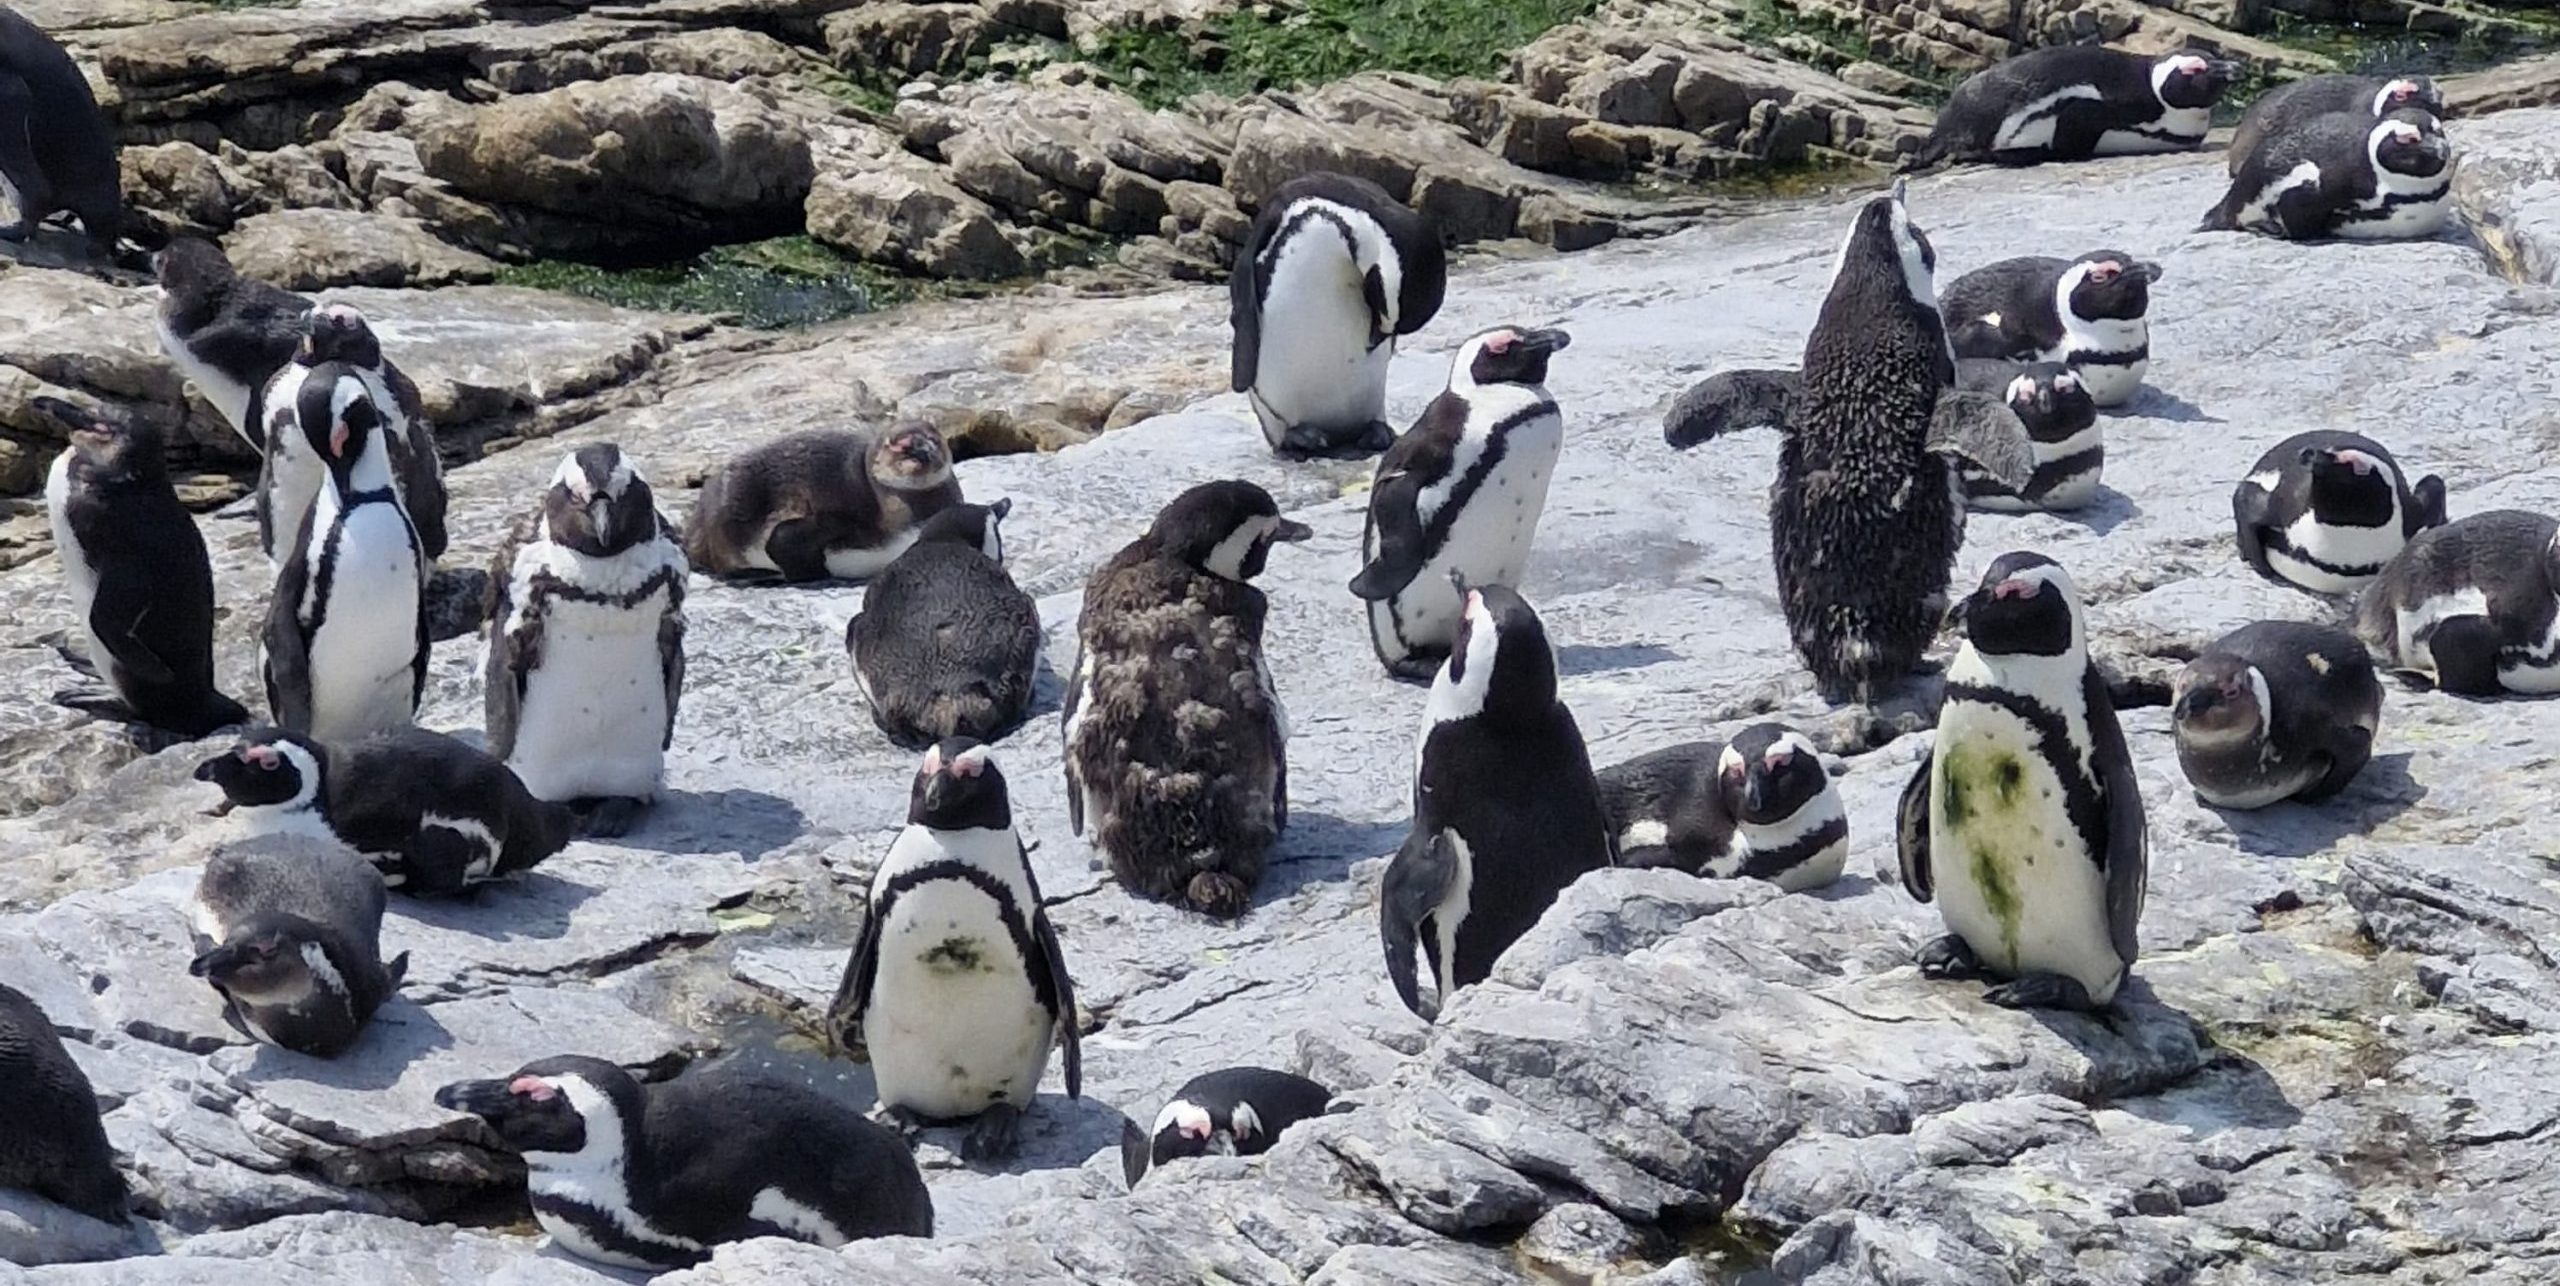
1953, 359, 2101, 512
1596, 722, 1848, 892
1903, 46, 2238, 170
1121, 1067, 1332, 1188
2233, 430, 2447, 595
845, 499, 1040, 750
2202, 109, 2454, 242
2172, 621, 2382, 809
2355, 509, 2560, 697
187, 833, 409, 1057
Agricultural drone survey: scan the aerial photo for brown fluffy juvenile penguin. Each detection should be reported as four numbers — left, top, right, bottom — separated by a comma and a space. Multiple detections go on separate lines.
684, 422, 961, 582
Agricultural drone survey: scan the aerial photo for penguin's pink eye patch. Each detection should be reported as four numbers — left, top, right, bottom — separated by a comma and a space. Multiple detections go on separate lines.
2174, 55, 2207, 75
242, 745, 281, 769
2336, 450, 2378, 475
1764, 747, 1793, 770
1482, 332, 1516, 354
2086, 262, 2120, 283
509, 1076, 559, 1102
920, 745, 944, 776
1993, 578, 2040, 600
950, 747, 988, 778
2390, 125, 2421, 144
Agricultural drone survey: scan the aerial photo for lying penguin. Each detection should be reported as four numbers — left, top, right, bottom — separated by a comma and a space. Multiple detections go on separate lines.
2204, 109, 2454, 241
2173, 621, 2381, 808
1596, 722, 1848, 892
1121, 1067, 1333, 1188
187, 834, 408, 1056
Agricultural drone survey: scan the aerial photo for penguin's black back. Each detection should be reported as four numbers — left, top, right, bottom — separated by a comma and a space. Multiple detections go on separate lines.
1594, 741, 1733, 871
196, 836, 389, 950
849, 533, 1040, 750
0, 984, 128, 1225
1940, 258, 2069, 355
1416, 703, 1613, 990
56, 418, 241, 737
2231, 74, 2431, 173
1915, 47, 2155, 164
328, 727, 573, 880
635, 1059, 933, 1244
2360, 510, 2560, 635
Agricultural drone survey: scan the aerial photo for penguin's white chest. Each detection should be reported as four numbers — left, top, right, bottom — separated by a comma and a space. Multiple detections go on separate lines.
2271, 510, 2403, 594
2340, 179, 2452, 241
1928, 697, 2123, 1004
2052, 317, 2146, 407
1371, 408, 1562, 658
820, 526, 919, 581
45, 451, 110, 679
265, 424, 328, 563
508, 585, 676, 802
866, 831, 1052, 1119
301, 501, 422, 744
2093, 103, 2208, 156
1249, 234, 1391, 441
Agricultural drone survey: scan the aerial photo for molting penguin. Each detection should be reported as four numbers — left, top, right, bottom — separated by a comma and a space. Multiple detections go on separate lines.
1894, 553, 2147, 1011
1380, 583, 1613, 1020
0, 982, 130, 1227
825, 740, 1081, 1162
1231, 171, 1448, 458
2202, 109, 2455, 241
187, 834, 408, 1056
257, 304, 447, 565
846, 499, 1040, 750
485, 443, 687, 839
2233, 429, 2446, 595
2354, 509, 2560, 697
1063, 480, 1310, 917
1903, 46, 2238, 170
195, 726, 575, 895
1953, 359, 2101, 512
261, 374, 426, 747
1940, 251, 2161, 408
2172, 621, 2381, 808
0, 7, 123, 251
39, 396, 248, 740
1350, 324, 1571, 679
1121, 1067, 1331, 1188
1596, 722, 1848, 891
1661, 365, 2036, 497
2229, 73, 2444, 175
435, 1055, 932, 1271
684, 422, 959, 582
152, 237, 312, 447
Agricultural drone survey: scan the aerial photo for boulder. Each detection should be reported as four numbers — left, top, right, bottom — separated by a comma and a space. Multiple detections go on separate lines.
221, 210, 500, 291
806, 159, 1027, 280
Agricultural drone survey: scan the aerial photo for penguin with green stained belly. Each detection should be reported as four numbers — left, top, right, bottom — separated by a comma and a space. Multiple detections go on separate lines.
1894, 551, 2147, 1011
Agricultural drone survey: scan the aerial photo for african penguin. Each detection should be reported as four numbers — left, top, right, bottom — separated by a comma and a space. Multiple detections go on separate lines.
1940, 251, 2161, 408
435, 1055, 932, 1271
1380, 583, 1613, 1020
38, 395, 248, 740
1063, 480, 1310, 917
0, 7, 122, 252
1121, 1067, 1332, 1188
2229, 73, 2444, 176
2172, 621, 2382, 809
1231, 171, 1448, 458
2354, 509, 2560, 697
684, 422, 960, 582
187, 833, 409, 1057
485, 443, 687, 839
1953, 359, 2101, 511
845, 498, 1040, 751
256, 305, 447, 565
2233, 430, 2447, 595
1351, 324, 1572, 680
1596, 722, 1847, 892
1662, 363, 2036, 498
261, 373, 427, 747
0, 982, 130, 1227
1903, 46, 2238, 170
1894, 553, 2147, 1011
825, 739, 1081, 1162
2202, 109, 2455, 242
195, 726, 575, 895
152, 236, 312, 448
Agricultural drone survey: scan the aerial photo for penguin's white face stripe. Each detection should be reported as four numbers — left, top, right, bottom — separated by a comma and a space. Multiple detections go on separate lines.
522, 1075, 709, 1262
1716, 743, 1744, 778
1230, 1100, 1263, 1142
1202, 516, 1278, 582
2245, 665, 2276, 758
949, 744, 991, 777
2367, 122, 2454, 198
1155, 1100, 1214, 1139
1886, 195, 1936, 310
298, 941, 347, 998
252, 740, 327, 816
1728, 779, 1847, 866
1421, 592, 1502, 730
748, 1189, 850, 1248
2244, 468, 2284, 493
1769, 730, 1821, 768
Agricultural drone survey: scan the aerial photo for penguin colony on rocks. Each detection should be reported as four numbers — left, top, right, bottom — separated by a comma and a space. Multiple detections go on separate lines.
1, 8, 2540, 1269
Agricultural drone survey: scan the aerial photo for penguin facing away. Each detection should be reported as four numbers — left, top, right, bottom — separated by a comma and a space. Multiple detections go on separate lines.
2229, 73, 2444, 175
1940, 251, 2160, 409
826, 739, 1081, 1162
1596, 722, 1848, 892
186, 833, 410, 1057
846, 498, 1041, 750
1902, 46, 2238, 170
152, 236, 313, 447
0, 7, 123, 250
2354, 509, 2560, 697
1351, 323, 1572, 680
0, 982, 130, 1227
684, 423, 961, 582
1381, 582, 1615, 1020
257, 305, 448, 566
1231, 171, 1448, 458
2172, 621, 2382, 809
1894, 553, 2147, 1011
2234, 430, 2447, 596
1661, 364, 2037, 498
435, 1055, 933, 1271
1121, 1067, 1333, 1188
2202, 109, 2454, 242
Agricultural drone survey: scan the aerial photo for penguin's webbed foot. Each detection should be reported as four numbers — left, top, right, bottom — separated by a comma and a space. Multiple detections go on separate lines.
50, 638, 99, 675
1275, 423, 1386, 461
575, 797, 648, 839
1981, 972, 2097, 1012
1357, 420, 1395, 453
961, 1101, 1025, 1163
51, 685, 136, 723
1917, 934, 1980, 980
1382, 653, 1443, 684
871, 1104, 928, 1144
1185, 871, 1253, 919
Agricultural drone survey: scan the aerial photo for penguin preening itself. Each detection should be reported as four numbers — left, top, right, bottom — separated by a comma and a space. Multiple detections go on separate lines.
1351, 324, 1571, 680
826, 740, 1081, 1162
846, 499, 1041, 751
1902, 46, 2238, 171
1231, 171, 1447, 458
39, 395, 249, 741
187, 834, 409, 1056
1953, 359, 2101, 512
257, 303, 448, 565
1596, 722, 1848, 892
152, 237, 312, 447
1894, 553, 2147, 1012
684, 422, 960, 582
195, 726, 575, 895
1939, 251, 2161, 409
2172, 621, 2381, 809
1381, 582, 1614, 1021
2354, 509, 2560, 697
2229, 73, 2445, 176
1121, 1067, 1332, 1188
0, 982, 130, 1227
2234, 430, 2447, 596
435, 1055, 932, 1271
2202, 109, 2455, 242
485, 443, 688, 839
0, 7, 123, 252
1064, 480, 1310, 917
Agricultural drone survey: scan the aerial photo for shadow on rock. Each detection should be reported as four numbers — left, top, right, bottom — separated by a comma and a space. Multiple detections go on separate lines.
235, 996, 457, 1090
2109, 1042, 2306, 1135
2120, 386, 2219, 424
917, 1091, 1128, 1178
391, 871, 601, 944
2053, 485, 2141, 537
2212, 752, 2425, 860
607, 788, 807, 859
2025, 977, 2209, 1100
1557, 643, 1682, 676
1262, 811, 1407, 904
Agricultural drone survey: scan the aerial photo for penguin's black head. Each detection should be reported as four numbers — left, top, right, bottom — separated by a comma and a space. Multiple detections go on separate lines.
1458, 325, 1572, 389
2003, 364, 2096, 437
1122, 1097, 1243, 1188
2376, 76, 2445, 121
294, 366, 384, 485
543, 442, 661, 558
913, 497, 1010, 565
299, 303, 384, 369
1819, 180, 1950, 384
1948, 551, 2083, 659
1717, 723, 1830, 825
2152, 51, 2240, 111
1434, 579, 1558, 725
151, 236, 237, 302
1147, 480, 1312, 582
436, 1055, 643, 1156
2172, 654, 2265, 742
2370, 113, 2453, 181
194, 728, 328, 813
2298, 438, 2399, 525
870, 419, 954, 491
34, 396, 166, 481
2062, 251, 2159, 323
910, 738, 1013, 830
189, 913, 332, 1002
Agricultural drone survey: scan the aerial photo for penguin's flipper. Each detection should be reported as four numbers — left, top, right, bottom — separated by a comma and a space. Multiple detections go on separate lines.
263, 549, 316, 733
1361, 264, 1392, 349
824, 893, 883, 1060
86, 577, 179, 688
2424, 615, 2505, 696
1060, 641, 1088, 836
1893, 746, 1936, 902
1347, 474, 1428, 602
1928, 391, 2037, 496
1379, 828, 1455, 1020
1229, 217, 1273, 392
0, 75, 49, 240
393, 431, 450, 564
1662, 367, 1800, 449
657, 606, 684, 751
1120, 1119, 1153, 1190
2410, 474, 2450, 531
2043, 102, 2109, 163
2083, 667, 2148, 969
2229, 478, 2277, 578
1027, 876, 1083, 1100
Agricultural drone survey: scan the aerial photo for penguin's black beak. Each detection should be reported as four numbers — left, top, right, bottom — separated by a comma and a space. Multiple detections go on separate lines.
433, 1077, 517, 1118
1271, 518, 1313, 543
192, 754, 225, 782
1943, 595, 1973, 632
188, 942, 243, 980
1742, 774, 1767, 816
2174, 685, 2219, 720
1516, 328, 1572, 358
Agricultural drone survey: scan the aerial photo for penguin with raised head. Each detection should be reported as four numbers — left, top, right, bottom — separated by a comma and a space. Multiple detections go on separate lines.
152, 237, 312, 446
1596, 722, 1847, 891
1121, 1067, 1332, 1188
0, 7, 123, 252
0, 982, 129, 1227
1953, 360, 2101, 511
1894, 553, 2147, 1011
846, 499, 1040, 750
187, 834, 408, 1056
2230, 73, 2444, 174
1064, 480, 1310, 917
435, 1055, 932, 1271
256, 303, 447, 564
826, 739, 1081, 1162
2235, 430, 2446, 595
1380, 582, 1613, 1020
39, 395, 248, 740
685, 423, 960, 582
1903, 46, 2239, 170
1940, 251, 2161, 408
486, 443, 687, 839
2203, 109, 2454, 242
1351, 324, 1571, 679
2172, 621, 2381, 808
2355, 510, 2560, 697
1662, 364, 2036, 499
1232, 171, 1448, 458
262, 374, 427, 747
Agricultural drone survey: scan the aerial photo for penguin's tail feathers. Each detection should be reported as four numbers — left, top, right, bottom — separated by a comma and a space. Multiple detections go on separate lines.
1896, 138, 1948, 175
2196, 198, 2239, 233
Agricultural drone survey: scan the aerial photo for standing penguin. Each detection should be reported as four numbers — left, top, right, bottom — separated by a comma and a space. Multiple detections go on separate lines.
2172, 621, 2381, 808
1121, 1067, 1332, 1188
846, 499, 1040, 750
485, 443, 687, 838
39, 396, 248, 739
1380, 583, 1614, 1020
826, 740, 1081, 1162
1903, 46, 2238, 170
257, 305, 448, 564
0, 983, 129, 1227
1063, 480, 1311, 917
0, 7, 123, 251
2202, 110, 2455, 242
1953, 360, 2101, 511
1349, 324, 1571, 680
2230, 73, 2444, 175
2234, 430, 2447, 595
186, 834, 409, 1056
1231, 172, 1448, 458
152, 237, 312, 447
685, 423, 960, 582
1940, 251, 2161, 409
2355, 509, 2560, 697
262, 376, 427, 746
1894, 553, 2147, 1011
1596, 722, 1848, 892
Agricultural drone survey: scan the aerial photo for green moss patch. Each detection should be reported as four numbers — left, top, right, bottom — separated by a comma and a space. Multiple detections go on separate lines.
1085, 0, 1602, 109
494, 237, 917, 329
